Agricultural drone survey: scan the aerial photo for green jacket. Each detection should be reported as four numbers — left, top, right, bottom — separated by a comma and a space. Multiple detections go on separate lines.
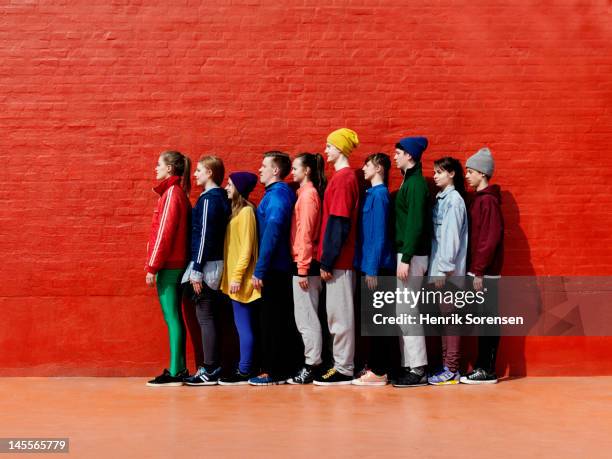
395, 162, 431, 263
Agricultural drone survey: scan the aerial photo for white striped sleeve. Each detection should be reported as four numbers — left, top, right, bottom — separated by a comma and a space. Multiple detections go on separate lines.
148, 186, 174, 268
196, 199, 209, 267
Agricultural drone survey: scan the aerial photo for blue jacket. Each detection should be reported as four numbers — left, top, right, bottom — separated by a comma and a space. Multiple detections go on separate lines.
354, 184, 396, 276
190, 187, 231, 272
254, 181, 296, 278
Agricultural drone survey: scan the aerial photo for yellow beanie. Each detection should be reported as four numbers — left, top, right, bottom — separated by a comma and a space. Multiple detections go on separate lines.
327, 128, 359, 157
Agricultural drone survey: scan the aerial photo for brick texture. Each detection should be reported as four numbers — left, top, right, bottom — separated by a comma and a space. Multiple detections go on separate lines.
1, 0, 611, 375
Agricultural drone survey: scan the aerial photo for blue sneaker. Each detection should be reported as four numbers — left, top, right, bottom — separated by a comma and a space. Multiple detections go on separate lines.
248, 373, 286, 386
184, 366, 221, 386
428, 367, 460, 385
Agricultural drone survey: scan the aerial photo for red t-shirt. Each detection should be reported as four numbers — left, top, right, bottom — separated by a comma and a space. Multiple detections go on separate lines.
317, 167, 360, 270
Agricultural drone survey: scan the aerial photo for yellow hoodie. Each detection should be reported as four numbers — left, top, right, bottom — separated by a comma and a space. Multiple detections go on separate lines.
221, 205, 261, 303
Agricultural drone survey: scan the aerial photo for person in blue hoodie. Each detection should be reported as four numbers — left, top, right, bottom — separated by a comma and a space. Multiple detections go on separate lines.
249, 151, 298, 386
182, 156, 231, 386
352, 153, 396, 386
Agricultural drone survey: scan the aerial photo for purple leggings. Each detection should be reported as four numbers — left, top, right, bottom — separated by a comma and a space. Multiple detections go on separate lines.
440, 297, 461, 372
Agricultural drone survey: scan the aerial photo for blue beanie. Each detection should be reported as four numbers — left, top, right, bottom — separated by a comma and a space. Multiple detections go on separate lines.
396, 136, 428, 162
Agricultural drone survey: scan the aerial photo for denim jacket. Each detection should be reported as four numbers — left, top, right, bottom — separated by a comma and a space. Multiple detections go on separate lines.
428, 185, 468, 278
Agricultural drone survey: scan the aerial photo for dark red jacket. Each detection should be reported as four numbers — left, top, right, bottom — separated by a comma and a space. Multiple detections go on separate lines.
468, 185, 504, 276
146, 176, 191, 274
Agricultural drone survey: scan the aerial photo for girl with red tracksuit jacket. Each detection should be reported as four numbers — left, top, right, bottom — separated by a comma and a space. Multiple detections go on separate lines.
145, 150, 192, 387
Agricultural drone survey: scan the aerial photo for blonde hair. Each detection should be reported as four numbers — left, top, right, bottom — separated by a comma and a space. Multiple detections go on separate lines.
229, 183, 255, 219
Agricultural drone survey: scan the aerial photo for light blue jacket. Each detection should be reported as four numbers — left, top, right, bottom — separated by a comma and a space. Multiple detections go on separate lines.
428, 185, 468, 278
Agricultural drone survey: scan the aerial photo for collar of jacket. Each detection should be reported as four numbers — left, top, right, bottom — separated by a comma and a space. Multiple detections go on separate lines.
200, 185, 222, 197
475, 184, 501, 202
436, 184, 455, 200
366, 183, 386, 194
402, 162, 422, 181
153, 175, 181, 196
297, 181, 315, 196
265, 180, 285, 191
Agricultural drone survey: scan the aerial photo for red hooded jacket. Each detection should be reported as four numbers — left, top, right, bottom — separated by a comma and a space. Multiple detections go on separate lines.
146, 176, 191, 274
468, 184, 504, 277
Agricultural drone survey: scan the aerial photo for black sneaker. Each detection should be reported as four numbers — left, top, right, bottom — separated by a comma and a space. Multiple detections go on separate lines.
218, 369, 251, 386
313, 368, 353, 386
460, 368, 498, 384
392, 368, 427, 387
388, 367, 402, 385
287, 365, 317, 385
146, 369, 187, 387
184, 366, 221, 386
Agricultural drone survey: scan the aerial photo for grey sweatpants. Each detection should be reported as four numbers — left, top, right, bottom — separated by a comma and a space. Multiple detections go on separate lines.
292, 276, 323, 366
398, 254, 429, 368
325, 269, 355, 376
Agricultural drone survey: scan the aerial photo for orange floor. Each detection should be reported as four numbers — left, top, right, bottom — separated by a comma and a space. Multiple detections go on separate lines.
1, 377, 611, 458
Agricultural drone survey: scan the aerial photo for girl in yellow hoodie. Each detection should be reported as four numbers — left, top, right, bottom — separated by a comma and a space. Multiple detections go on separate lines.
218, 172, 260, 385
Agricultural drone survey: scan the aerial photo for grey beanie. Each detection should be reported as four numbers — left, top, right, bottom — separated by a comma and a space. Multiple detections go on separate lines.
466, 147, 495, 177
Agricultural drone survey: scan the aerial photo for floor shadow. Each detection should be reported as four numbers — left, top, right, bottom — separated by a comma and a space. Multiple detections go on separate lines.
182, 288, 203, 370
476, 189, 537, 377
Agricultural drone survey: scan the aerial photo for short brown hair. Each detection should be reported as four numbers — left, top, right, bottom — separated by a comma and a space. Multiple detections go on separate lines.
264, 151, 291, 179
198, 155, 225, 186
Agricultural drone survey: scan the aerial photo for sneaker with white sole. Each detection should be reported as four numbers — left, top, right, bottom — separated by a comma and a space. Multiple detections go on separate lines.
184, 366, 221, 386
218, 369, 252, 386
287, 365, 317, 385
351, 369, 388, 386
392, 368, 428, 387
146, 369, 187, 387
459, 368, 498, 384
313, 368, 353, 386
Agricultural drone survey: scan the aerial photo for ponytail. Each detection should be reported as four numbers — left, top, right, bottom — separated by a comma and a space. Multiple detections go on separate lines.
295, 152, 327, 198
181, 156, 192, 196
160, 150, 191, 196
365, 153, 392, 186
314, 153, 327, 198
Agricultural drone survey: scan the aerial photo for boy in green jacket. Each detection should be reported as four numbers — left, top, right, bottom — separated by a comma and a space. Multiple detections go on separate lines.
393, 136, 431, 387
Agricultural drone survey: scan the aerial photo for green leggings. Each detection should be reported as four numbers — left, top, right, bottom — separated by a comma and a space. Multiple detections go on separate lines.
156, 269, 186, 376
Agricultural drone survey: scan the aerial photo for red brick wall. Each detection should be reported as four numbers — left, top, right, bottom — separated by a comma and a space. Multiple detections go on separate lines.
1, 0, 611, 375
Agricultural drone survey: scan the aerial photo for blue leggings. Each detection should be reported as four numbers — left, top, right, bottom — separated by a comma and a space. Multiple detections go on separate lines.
232, 300, 255, 374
